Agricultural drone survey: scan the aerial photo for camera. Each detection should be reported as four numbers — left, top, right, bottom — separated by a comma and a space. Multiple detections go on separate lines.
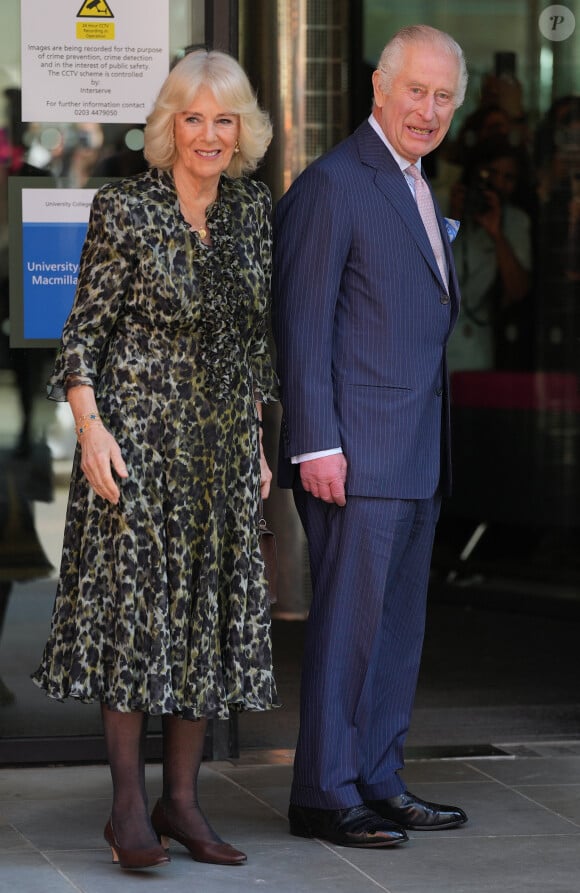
494, 51, 516, 81
464, 169, 493, 217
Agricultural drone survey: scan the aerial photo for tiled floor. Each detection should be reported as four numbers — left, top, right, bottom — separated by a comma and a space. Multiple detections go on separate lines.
2, 584, 580, 890
1, 746, 580, 893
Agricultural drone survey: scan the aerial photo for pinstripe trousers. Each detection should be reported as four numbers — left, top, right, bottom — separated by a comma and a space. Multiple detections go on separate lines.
290, 489, 441, 810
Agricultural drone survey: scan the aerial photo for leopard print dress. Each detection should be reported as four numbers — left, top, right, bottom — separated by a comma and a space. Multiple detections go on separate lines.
32, 168, 279, 719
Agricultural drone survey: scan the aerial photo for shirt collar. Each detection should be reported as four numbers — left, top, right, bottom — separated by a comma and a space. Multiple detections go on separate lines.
367, 113, 421, 176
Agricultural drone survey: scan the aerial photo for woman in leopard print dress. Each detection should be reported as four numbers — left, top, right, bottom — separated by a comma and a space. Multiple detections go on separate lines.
32, 50, 278, 870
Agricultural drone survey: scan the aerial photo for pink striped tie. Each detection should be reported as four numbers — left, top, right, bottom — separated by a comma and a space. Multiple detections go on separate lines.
406, 163, 447, 286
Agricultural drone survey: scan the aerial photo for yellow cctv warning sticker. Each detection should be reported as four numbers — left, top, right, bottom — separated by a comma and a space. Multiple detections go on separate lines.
77, 1, 114, 17
77, 0, 115, 39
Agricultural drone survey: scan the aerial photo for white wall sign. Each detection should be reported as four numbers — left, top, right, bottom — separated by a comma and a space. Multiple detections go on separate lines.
21, 0, 169, 124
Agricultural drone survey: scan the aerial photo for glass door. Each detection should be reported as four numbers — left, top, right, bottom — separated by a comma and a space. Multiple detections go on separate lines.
0, 0, 212, 763
358, 1, 580, 595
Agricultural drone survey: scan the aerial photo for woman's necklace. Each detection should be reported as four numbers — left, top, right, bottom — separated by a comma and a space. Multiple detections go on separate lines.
182, 204, 212, 242
174, 175, 216, 242
179, 201, 209, 238
191, 221, 207, 239
174, 172, 217, 243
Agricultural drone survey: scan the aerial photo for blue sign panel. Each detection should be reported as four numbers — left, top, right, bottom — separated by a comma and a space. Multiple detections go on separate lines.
22, 222, 86, 340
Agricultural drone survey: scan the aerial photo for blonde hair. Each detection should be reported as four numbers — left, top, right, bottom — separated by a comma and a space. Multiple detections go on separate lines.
377, 24, 468, 109
144, 50, 272, 177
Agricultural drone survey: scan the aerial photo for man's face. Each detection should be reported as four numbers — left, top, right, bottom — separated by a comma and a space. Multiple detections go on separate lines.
372, 41, 460, 163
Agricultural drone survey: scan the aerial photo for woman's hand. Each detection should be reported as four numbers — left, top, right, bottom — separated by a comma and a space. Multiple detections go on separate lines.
259, 442, 273, 500
68, 386, 128, 504
79, 425, 129, 504
255, 404, 272, 499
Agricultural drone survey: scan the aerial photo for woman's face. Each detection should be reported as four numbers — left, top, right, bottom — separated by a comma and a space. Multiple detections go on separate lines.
478, 110, 511, 142
172, 84, 240, 185
481, 156, 518, 200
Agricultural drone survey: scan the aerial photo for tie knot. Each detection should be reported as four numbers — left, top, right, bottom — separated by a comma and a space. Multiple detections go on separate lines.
406, 163, 421, 181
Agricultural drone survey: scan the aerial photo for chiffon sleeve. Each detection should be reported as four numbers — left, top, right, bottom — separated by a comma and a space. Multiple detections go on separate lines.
47, 183, 136, 401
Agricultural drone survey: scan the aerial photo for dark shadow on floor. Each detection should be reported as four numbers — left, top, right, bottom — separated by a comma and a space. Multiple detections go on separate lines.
238, 589, 580, 753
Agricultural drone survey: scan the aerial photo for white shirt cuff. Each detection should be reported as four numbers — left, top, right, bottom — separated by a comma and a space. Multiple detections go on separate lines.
291, 447, 343, 464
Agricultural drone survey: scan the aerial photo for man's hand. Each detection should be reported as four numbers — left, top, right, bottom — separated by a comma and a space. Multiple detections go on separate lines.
300, 454, 347, 506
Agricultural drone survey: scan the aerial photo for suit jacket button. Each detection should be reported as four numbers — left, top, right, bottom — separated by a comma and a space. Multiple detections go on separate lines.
440, 293, 450, 304
435, 387, 443, 396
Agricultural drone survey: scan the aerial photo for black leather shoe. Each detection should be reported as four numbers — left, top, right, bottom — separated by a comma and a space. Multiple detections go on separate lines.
288, 803, 408, 848
365, 791, 468, 831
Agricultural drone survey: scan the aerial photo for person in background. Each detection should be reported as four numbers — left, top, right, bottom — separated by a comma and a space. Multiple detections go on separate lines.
273, 24, 468, 849
533, 95, 580, 369
447, 137, 533, 371
33, 50, 278, 871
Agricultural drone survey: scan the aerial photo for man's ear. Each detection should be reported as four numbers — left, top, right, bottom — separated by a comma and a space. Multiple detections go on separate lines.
372, 69, 386, 108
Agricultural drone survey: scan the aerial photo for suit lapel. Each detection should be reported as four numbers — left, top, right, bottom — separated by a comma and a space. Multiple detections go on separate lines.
355, 123, 449, 290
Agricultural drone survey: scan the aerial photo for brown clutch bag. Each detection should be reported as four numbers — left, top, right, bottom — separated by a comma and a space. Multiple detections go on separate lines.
258, 501, 278, 604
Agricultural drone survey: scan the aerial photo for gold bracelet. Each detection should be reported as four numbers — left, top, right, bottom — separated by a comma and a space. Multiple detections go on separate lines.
76, 412, 103, 437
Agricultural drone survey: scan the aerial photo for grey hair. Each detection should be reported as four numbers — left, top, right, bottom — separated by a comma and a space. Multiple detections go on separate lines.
376, 24, 468, 108
144, 49, 272, 176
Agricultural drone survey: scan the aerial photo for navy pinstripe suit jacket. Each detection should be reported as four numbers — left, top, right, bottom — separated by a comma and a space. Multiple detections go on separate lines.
272, 120, 460, 500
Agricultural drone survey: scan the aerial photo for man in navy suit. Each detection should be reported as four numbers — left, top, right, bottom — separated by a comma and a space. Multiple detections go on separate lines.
272, 25, 469, 848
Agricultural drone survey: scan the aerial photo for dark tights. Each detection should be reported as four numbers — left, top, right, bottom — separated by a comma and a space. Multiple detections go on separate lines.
101, 705, 216, 848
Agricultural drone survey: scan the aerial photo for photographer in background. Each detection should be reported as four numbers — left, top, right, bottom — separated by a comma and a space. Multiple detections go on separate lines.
447, 137, 534, 371
479, 51, 531, 153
